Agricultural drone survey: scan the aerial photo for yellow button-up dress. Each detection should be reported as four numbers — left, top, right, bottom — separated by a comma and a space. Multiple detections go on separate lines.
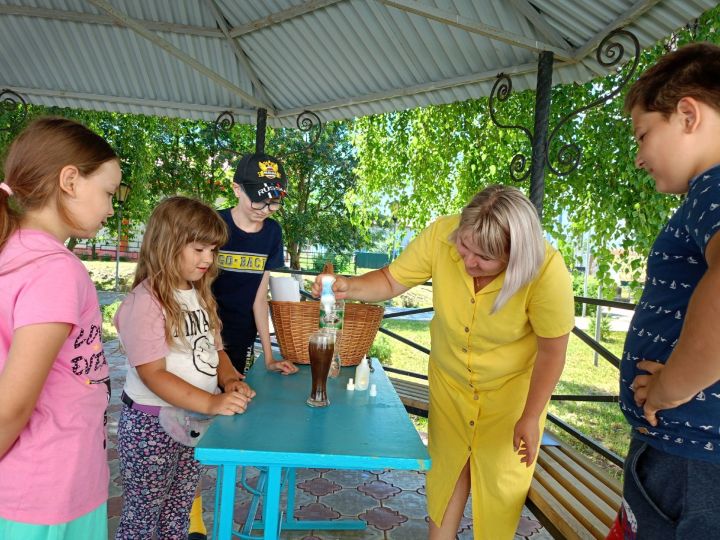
388, 215, 575, 539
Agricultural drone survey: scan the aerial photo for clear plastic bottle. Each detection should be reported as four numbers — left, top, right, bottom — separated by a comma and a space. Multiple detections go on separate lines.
328, 329, 342, 378
354, 356, 370, 391
320, 294, 344, 378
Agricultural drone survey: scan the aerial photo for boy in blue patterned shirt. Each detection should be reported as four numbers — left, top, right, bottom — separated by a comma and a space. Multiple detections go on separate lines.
612, 43, 720, 539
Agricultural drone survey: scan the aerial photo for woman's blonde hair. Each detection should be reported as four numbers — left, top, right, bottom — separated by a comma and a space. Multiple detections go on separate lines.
452, 185, 545, 313
133, 196, 228, 346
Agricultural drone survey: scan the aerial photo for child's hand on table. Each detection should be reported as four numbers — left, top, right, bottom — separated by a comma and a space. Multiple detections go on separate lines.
267, 359, 299, 375
208, 390, 253, 416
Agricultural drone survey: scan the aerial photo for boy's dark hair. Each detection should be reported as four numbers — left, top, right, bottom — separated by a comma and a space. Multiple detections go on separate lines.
625, 42, 720, 116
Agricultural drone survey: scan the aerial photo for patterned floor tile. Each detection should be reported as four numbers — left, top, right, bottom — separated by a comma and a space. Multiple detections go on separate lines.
295, 467, 325, 481
385, 517, 428, 539
323, 469, 378, 487
284, 527, 385, 540
320, 486, 376, 516
357, 479, 402, 500
383, 490, 427, 520
295, 502, 342, 521
515, 514, 545, 538
298, 476, 342, 497
359, 505, 409, 531
378, 469, 426, 491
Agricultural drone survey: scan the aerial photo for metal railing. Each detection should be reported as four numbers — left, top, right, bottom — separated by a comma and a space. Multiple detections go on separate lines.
268, 268, 631, 468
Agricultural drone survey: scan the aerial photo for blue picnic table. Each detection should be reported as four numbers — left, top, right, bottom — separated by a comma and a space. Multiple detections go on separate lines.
195, 355, 431, 540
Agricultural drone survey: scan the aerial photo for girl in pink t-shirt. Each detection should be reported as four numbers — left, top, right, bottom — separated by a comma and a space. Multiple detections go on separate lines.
114, 197, 254, 540
0, 118, 122, 539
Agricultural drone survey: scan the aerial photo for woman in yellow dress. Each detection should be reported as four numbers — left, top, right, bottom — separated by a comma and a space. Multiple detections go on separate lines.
313, 185, 575, 539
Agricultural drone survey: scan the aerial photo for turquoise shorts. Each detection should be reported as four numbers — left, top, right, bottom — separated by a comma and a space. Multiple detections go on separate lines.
0, 502, 107, 540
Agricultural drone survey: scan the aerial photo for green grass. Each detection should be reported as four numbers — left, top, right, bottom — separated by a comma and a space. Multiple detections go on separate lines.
100, 301, 121, 342
82, 260, 137, 341
550, 331, 628, 478
377, 318, 628, 478
82, 260, 137, 292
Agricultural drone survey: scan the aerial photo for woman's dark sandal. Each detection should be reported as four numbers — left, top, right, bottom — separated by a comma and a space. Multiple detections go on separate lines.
188, 533, 207, 540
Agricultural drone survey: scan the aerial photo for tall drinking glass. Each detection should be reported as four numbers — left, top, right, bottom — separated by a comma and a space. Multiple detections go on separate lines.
307, 330, 335, 407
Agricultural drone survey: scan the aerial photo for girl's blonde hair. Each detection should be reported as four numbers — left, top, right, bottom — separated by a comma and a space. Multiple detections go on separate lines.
0, 117, 118, 251
451, 185, 545, 313
133, 196, 228, 345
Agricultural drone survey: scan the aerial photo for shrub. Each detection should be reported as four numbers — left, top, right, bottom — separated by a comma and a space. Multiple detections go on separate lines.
101, 300, 121, 324
311, 252, 354, 274
572, 273, 602, 316
588, 308, 612, 341
368, 335, 392, 363
389, 286, 432, 309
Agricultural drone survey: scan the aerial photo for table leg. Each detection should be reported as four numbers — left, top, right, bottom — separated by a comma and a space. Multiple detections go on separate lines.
279, 468, 366, 532
217, 464, 238, 540
262, 466, 283, 540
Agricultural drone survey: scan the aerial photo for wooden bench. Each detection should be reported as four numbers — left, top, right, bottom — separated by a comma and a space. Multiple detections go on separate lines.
388, 375, 622, 540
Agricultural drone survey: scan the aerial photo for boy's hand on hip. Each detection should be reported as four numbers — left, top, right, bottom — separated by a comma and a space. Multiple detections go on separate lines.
633, 360, 691, 426
208, 391, 252, 416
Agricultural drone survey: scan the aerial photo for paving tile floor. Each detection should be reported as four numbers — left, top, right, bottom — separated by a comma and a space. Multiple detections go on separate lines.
105, 341, 552, 539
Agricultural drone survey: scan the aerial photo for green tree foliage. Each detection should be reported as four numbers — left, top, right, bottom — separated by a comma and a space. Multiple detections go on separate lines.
353, 7, 720, 297
0, 105, 371, 265
266, 121, 372, 269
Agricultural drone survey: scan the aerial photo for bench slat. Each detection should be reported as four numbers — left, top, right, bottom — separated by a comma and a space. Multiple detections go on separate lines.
533, 462, 609, 539
538, 450, 618, 528
389, 377, 430, 412
544, 446, 622, 505
554, 445, 623, 497
528, 478, 596, 540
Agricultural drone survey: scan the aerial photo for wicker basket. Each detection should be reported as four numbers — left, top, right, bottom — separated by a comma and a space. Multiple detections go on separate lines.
269, 300, 384, 366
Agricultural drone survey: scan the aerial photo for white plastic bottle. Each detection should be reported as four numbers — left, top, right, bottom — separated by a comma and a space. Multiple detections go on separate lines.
354, 356, 370, 391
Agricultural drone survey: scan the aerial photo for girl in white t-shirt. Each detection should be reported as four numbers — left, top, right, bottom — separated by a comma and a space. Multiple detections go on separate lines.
114, 196, 255, 540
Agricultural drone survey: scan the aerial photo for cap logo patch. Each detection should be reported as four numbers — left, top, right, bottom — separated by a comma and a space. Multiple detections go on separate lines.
257, 161, 281, 180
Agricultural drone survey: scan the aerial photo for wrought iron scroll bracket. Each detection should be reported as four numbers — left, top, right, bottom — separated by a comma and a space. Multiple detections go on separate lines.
213, 110, 244, 159
213, 109, 323, 160
276, 110, 323, 160
488, 75, 533, 182
0, 89, 28, 135
546, 29, 640, 176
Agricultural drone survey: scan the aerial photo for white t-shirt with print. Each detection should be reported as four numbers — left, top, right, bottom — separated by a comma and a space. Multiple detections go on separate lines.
115, 281, 220, 406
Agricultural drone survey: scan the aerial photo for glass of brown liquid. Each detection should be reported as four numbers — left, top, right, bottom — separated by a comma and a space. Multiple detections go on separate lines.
307, 329, 335, 407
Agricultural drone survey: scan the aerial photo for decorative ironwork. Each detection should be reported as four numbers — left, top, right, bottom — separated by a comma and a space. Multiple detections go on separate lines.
277, 110, 323, 159
0, 89, 28, 134
546, 29, 640, 176
488, 28, 640, 180
213, 110, 244, 158
212, 109, 323, 159
488, 75, 533, 182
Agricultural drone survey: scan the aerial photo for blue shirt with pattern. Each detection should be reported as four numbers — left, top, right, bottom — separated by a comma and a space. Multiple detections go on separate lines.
620, 164, 720, 462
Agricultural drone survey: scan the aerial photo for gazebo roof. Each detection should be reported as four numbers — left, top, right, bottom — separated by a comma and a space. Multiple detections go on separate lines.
0, 0, 715, 126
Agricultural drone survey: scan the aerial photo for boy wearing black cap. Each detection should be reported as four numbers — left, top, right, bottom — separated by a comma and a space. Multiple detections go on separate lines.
188, 153, 297, 540
213, 152, 298, 377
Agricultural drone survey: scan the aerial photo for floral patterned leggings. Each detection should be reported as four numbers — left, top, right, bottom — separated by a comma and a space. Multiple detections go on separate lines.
115, 406, 201, 540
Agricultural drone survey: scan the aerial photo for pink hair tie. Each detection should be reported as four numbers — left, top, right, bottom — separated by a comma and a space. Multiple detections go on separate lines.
0, 182, 12, 197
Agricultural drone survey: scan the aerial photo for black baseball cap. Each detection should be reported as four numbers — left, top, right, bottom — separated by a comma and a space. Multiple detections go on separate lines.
233, 153, 288, 202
